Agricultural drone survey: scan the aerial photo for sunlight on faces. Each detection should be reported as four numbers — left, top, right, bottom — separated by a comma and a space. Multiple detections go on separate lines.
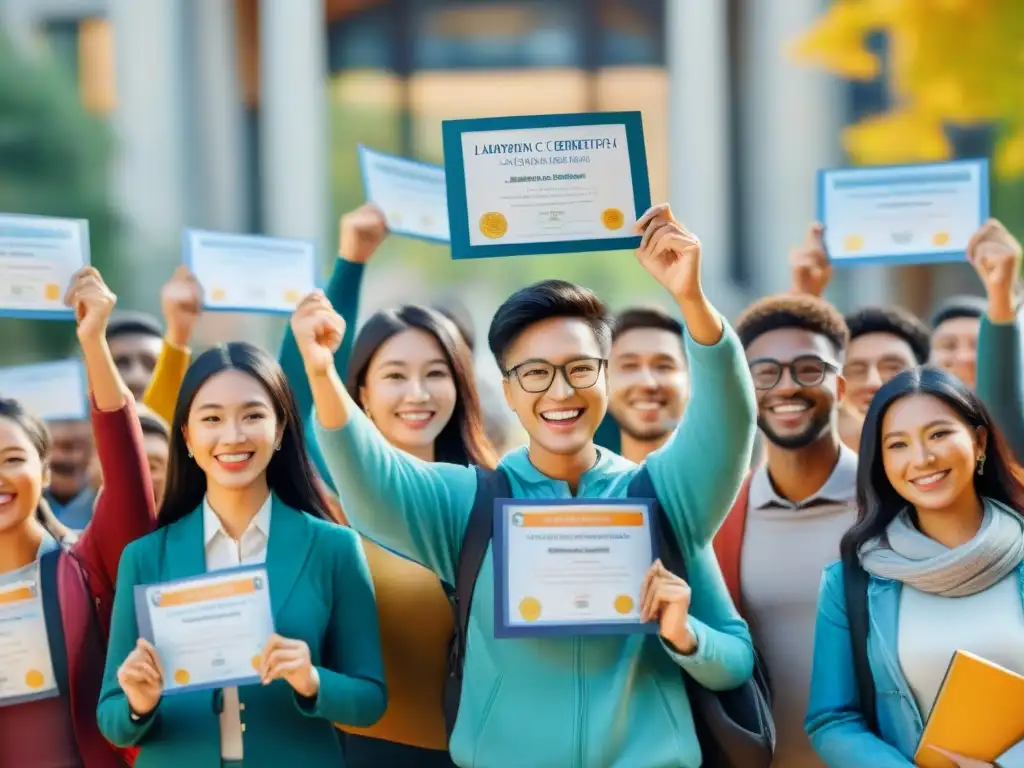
746, 328, 845, 450
359, 328, 457, 454
843, 332, 918, 414
182, 369, 283, 492
608, 328, 688, 442
0, 417, 48, 535
881, 393, 985, 514
929, 317, 979, 389
109, 334, 162, 401
502, 317, 607, 457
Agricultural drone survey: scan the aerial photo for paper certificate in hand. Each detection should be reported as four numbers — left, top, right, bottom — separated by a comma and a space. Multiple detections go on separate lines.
492, 499, 658, 638
183, 229, 317, 314
0, 359, 88, 421
0, 213, 90, 319
358, 145, 450, 243
442, 112, 651, 259
818, 159, 989, 267
0, 579, 59, 706
134, 566, 275, 694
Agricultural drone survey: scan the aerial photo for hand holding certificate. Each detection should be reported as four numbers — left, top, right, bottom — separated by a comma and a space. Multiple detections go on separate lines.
493, 499, 658, 638
183, 229, 317, 314
442, 112, 651, 259
0, 213, 90, 319
133, 566, 274, 695
818, 159, 989, 267
358, 145, 450, 243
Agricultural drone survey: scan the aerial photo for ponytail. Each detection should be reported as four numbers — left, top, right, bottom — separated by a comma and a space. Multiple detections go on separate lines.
36, 497, 76, 547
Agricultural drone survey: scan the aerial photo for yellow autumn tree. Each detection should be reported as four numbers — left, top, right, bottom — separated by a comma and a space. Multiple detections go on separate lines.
791, 0, 1024, 177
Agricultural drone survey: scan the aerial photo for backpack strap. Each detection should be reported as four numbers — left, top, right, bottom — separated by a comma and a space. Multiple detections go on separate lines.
444, 465, 512, 737
39, 548, 71, 697
842, 556, 877, 734
712, 472, 753, 611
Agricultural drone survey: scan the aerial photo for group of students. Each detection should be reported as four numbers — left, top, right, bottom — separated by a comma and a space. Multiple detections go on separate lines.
1, 197, 1023, 768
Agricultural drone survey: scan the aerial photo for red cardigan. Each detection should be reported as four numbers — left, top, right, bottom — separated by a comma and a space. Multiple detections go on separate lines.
58, 398, 155, 767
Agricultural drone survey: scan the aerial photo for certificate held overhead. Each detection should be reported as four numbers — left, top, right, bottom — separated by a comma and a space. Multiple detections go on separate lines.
0, 213, 90, 319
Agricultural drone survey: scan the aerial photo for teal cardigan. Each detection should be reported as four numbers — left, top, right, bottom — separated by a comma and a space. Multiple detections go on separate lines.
96, 498, 386, 767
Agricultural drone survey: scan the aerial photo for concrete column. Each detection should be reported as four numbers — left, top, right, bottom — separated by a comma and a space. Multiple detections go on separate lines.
738, 0, 855, 307
259, 0, 328, 252
665, 0, 743, 317
191, 0, 246, 232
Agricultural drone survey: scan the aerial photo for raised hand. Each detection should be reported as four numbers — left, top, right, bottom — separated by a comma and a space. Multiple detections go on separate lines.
290, 291, 346, 376
640, 559, 696, 654
116, 638, 164, 717
339, 203, 389, 264
968, 219, 1021, 322
160, 265, 203, 347
259, 633, 319, 698
790, 223, 832, 297
64, 266, 116, 342
634, 204, 703, 302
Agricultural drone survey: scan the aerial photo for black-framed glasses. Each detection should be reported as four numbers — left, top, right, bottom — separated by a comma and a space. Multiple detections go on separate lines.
749, 355, 839, 391
505, 357, 606, 394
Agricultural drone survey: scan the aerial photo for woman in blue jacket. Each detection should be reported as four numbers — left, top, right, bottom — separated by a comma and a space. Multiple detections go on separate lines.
806, 366, 1024, 766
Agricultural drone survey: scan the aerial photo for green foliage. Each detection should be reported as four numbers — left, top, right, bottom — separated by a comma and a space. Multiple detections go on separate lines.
0, 33, 120, 363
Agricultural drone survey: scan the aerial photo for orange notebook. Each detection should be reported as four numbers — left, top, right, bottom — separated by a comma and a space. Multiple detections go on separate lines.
915, 650, 1024, 768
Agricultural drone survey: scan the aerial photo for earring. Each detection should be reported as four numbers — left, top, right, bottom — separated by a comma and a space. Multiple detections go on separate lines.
977, 454, 987, 476
187, 450, 193, 459
275, 443, 281, 452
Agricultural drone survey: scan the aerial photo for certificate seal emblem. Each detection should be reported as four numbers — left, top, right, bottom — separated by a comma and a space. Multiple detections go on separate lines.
613, 594, 634, 615
24, 669, 45, 688
479, 212, 508, 239
173, 669, 191, 686
932, 231, 951, 246
843, 234, 864, 252
601, 208, 625, 231
518, 597, 542, 622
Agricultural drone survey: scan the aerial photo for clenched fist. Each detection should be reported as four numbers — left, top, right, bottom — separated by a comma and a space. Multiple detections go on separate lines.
634, 204, 703, 302
789, 223, 831, 297
968, 219, 1021, 323
290, 291, 346, 376
64, 266, 116, 342
339, 204, 389, 265
160, 265, 203, 348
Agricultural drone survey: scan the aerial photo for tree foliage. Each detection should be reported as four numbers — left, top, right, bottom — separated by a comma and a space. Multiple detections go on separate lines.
0, 32, 121, 362
792, 0, 1024, 178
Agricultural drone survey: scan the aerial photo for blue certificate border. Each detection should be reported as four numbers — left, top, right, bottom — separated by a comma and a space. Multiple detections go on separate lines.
0, 359, 90, 422
492, 497, 660, 639
816, 158, 990, 268
357, 144, 451, 245
182, 229, 318, 316
442, 111, 652, 260
134, 563, 274, 695
0, 214, 91, 321
0, 582, 61, 707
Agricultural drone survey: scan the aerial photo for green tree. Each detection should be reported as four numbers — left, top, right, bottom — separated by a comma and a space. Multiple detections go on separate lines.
0, 32, 121, 364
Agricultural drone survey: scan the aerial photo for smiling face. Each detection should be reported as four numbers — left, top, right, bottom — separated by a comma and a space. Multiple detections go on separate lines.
843, 332, 918, 415
109, 332, 163, 401
182, 369, 283, 493
0, 417, 48, 536
746, 327, 844, 450
929, 316, 979, 388
608, 327, 688, 442
46, 419, 93, 503
359, 328, 457, 457
880, 393, 985, 514
502, 316, 607, 458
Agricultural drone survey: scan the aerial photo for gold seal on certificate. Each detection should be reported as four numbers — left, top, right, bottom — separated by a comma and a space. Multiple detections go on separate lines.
494, 499, 658, 638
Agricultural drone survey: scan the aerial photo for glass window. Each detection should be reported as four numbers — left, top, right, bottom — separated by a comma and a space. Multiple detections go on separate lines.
328, 7, 395, 71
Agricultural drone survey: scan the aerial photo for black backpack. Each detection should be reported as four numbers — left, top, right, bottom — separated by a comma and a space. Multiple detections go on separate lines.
39, 548, 71, 698
443, 465, 776, 767
842, 557, 878, 733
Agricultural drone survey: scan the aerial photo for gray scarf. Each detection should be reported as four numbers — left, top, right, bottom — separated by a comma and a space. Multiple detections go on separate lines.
859, 498, 1024, 597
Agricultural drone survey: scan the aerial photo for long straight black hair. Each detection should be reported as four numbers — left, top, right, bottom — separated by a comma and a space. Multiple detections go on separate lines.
840, 365, 1024, 564
0, 399, 74, 544
346, 304, 497, 468
157, 342, 329, 528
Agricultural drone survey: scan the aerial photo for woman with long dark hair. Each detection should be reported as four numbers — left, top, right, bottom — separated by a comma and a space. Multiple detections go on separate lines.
337, 304, 495, 767
806, 366, 1024, 765
97, 342, 386, 767
0, 266, 154, 768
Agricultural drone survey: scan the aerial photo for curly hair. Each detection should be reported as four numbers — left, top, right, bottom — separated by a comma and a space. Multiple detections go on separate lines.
735, 294, 849, 353
846, 305, 930, 363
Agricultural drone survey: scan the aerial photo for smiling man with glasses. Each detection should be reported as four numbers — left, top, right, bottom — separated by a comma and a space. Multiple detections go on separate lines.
713, 293, 858, 768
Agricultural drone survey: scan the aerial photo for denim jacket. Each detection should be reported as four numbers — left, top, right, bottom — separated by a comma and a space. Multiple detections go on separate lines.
804, 561, 1024, 767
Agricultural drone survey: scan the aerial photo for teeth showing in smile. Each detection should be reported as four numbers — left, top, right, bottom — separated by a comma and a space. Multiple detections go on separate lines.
397, 412, 432, 422
771, 402, 810, 414
0, 493, 13, 505
632, 402, 662, 411
217, 453, 253, 464
912, 470, 949, 487
542, 409, 581, 422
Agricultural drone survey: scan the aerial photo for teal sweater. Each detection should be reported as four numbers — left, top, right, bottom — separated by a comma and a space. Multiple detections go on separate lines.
976, 315, 1024, 462
317, 321, 758, 768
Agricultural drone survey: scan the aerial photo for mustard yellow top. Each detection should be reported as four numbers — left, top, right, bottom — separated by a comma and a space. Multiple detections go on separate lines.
141, 340, 191, 424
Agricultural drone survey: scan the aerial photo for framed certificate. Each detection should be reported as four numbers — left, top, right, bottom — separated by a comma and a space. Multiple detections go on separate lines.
0, 213, 90, 320
492, 498, 659, 638
0, 579, 60, 706
442, 112, 651, 260
0, 359, 89, 421
183, 229, 318, 315
817, 159, 989, 267
134, 565, 275, 695
358, 145, 450, 244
